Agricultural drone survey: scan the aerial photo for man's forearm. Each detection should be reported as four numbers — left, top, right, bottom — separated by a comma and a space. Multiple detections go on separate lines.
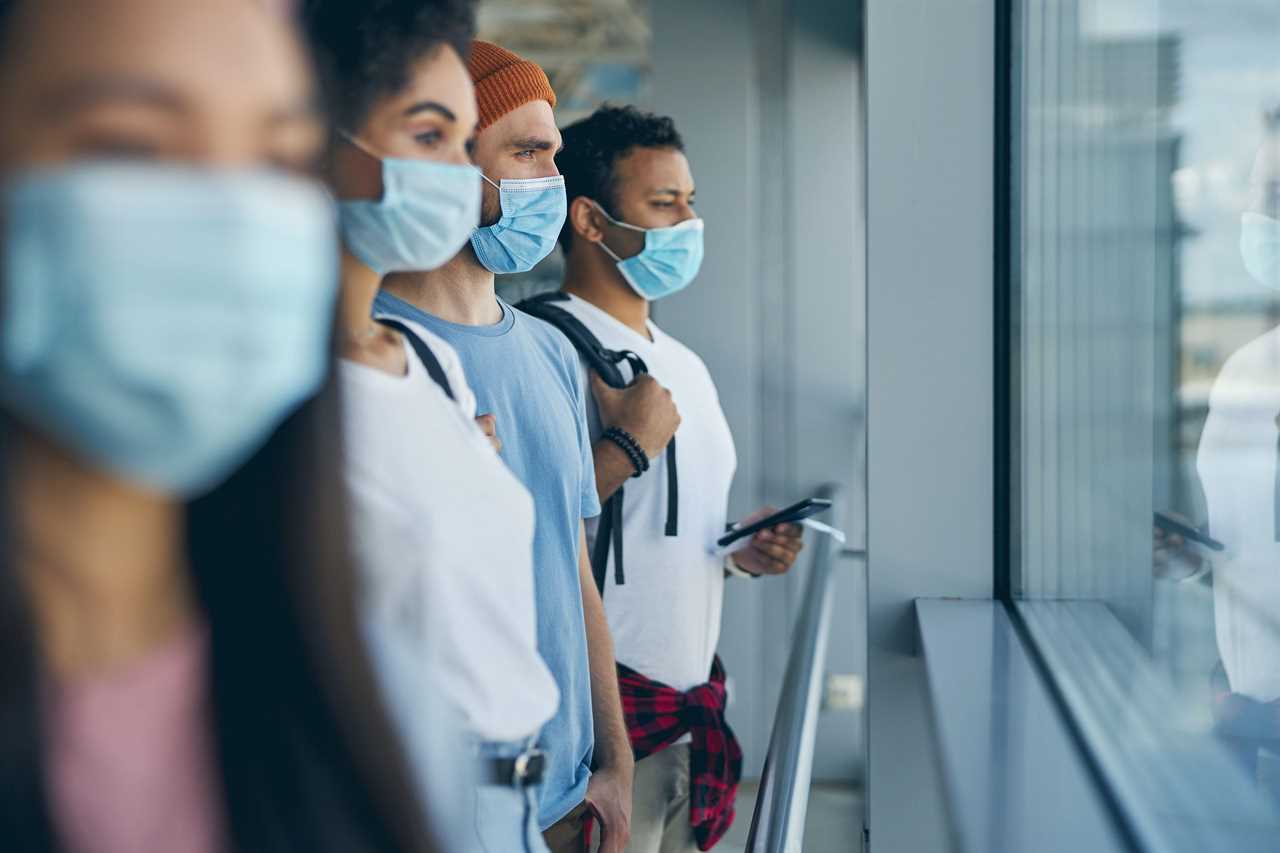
578, 529, 633, 771
592, 440, 634, 506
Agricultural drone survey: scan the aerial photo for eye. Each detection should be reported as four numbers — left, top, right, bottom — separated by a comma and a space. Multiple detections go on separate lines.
515, 149, 536, 161
415, 129, 443, 148
651, 200, 675, 208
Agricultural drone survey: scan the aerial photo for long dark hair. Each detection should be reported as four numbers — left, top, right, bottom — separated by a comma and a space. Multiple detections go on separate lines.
0, 378, 439, 853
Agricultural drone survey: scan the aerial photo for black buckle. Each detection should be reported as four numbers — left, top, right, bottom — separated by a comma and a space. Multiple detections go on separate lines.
512, 748, 547, 787
620, 350, 649, 377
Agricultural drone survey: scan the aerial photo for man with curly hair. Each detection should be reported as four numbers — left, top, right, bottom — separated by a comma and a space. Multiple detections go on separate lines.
550, 105, 807, 853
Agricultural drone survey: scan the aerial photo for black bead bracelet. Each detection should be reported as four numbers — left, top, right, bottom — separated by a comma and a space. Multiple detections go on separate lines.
603, 426, 650, 477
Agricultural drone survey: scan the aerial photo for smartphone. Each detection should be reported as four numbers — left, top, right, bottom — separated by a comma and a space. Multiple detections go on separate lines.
717, 498, 833, 549
1153, 511, 1225, 553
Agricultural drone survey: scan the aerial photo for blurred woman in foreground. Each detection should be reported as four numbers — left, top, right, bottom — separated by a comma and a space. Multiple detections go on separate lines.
0, 1, 438, 851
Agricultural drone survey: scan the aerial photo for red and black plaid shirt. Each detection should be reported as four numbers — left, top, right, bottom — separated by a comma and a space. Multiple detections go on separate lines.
618, 656, 743, 850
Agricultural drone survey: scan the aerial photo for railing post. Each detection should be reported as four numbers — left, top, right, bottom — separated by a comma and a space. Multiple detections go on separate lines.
745, 484, 862, 852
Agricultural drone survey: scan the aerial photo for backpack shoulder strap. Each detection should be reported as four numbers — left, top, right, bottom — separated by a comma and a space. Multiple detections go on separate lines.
515, 292, 648, 387
376, 318, 456, 402
516, 293, 682, 596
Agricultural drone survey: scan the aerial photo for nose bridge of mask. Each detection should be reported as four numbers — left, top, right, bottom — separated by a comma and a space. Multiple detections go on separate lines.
480, 172, 566, 198
665, 216, 705, 235
500, 174, 566, 192
649, 217, 705, 255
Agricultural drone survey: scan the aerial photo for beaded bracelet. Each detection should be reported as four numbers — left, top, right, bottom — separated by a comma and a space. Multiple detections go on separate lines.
603, 426, 650, 477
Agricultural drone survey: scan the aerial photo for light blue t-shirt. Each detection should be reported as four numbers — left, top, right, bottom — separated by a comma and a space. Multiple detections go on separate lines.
374, 291, 601, 829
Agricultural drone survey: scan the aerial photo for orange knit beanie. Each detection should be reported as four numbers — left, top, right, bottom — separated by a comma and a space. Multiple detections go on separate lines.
468, 41, 557, 131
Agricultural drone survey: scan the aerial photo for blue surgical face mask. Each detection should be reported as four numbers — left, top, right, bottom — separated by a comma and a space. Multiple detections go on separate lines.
0, 163, 339, 497
337, 132, 481, 275
470, 173, 566, 274
594, 201, 705, 301
1242, 212, 1280, 290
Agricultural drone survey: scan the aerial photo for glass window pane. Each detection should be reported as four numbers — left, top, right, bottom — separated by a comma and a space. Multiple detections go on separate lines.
1011, 0, 1280, 829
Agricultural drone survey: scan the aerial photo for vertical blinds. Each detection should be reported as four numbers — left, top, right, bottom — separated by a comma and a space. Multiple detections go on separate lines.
1014, 0, 1176, 643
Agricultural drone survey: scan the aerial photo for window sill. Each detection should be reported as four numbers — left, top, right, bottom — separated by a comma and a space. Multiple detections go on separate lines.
1016, 600, 1280, 853
916, 599, 1127, 852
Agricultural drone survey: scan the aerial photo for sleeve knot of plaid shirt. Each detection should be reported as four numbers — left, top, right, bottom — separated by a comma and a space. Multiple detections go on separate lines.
617, 655, 744, 850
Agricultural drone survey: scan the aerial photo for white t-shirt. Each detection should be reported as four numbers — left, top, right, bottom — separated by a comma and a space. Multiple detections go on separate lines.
1198, 325, 1280, 702
559, 294, 738, 693
340, 317, 559, 741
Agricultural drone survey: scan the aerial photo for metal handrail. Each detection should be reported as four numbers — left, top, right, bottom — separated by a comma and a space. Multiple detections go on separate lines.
744, 483, 861, 853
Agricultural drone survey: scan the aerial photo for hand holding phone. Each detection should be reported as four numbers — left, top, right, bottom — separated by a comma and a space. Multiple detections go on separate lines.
717, 498, 832, 549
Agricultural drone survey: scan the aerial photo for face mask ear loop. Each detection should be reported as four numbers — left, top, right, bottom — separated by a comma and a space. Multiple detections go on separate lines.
590, 199, 647, 234
597, 238, 625, 264
588, 199, 632, 263
478, 170, 503, 191
337, 129, 385, 162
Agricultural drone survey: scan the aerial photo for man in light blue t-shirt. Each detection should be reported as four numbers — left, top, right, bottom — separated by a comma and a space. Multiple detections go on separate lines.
379, 42, 634, 853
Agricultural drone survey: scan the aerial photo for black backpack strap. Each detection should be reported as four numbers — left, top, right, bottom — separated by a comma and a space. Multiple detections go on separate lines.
665, 441, 678, 537
516, 292, 644, 389
376, 318, 456, 402
591, 489, 625, 596
516, 291, 682, 593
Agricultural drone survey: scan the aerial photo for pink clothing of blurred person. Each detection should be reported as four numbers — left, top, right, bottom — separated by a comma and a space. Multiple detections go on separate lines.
44, 626, 226, 853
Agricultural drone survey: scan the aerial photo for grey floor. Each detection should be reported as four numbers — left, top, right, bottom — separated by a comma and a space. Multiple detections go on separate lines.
718, 781, 863, 853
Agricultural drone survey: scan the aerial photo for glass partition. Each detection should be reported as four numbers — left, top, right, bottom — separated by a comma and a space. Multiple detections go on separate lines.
1009, 0, 1280, 836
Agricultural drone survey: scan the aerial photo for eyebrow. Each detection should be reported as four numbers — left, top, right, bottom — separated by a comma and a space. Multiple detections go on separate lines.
42, 75, 186, 118
404, 100, 456, 121
511, 135, 563, 153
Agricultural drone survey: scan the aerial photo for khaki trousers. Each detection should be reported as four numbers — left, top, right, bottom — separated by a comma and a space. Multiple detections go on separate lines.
624, 745, 697, 853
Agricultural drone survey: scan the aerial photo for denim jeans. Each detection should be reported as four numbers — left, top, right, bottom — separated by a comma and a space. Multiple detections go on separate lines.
474, 739, 551, 853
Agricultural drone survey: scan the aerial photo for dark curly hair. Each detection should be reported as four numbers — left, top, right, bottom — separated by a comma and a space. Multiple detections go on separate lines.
557, 104, 685, 252
300, 0, 476, 131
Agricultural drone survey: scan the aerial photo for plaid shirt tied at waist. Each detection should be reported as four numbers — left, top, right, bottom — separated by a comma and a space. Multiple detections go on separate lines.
617, 655, 744, 850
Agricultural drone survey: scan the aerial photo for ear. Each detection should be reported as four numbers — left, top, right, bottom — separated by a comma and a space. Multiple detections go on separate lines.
569, 196, 607, 245
330, 136, 385, 203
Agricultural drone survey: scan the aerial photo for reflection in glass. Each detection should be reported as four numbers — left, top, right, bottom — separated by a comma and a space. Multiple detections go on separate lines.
1013, 0, 1280, 820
